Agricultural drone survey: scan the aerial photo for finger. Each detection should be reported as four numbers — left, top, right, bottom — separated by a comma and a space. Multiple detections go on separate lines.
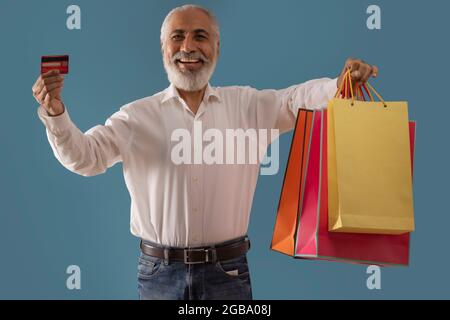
349, 60, 362, 83
33, 78, 46, 95
372, 65, 379, 77
37, 87, 48, 103
32, 77, 40, 93
44, 92, 51, 106
349, 60, 361, 73
34, 76, 63, 96
345, 58, 356, 70
32, 75, 44, 94
44, 81, 64, 93
351, 70, 362, 82
33, 82, 46, 97
360, 65, 372, 84
46, 83, 64, 96
41, 69, 60, 78
43, 76, 64, 86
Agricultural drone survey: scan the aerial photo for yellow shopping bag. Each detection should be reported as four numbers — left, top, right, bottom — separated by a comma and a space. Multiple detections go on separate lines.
328, 70, 414, 235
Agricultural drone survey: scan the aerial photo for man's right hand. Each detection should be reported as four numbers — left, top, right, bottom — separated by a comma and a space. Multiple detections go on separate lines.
32, 70, 65, 116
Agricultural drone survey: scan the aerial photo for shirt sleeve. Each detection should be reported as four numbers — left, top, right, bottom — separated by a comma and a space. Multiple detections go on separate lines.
245, 77, 338, 134
37, 104, 133, 177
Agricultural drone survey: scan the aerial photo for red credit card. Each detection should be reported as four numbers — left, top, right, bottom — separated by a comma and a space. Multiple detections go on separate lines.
41, 55, 69, 74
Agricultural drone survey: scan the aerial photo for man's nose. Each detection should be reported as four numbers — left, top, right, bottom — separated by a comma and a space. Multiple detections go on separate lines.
180, 35, 196, 53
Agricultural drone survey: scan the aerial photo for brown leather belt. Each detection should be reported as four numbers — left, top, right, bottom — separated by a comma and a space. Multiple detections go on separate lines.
140, 237, 250, 264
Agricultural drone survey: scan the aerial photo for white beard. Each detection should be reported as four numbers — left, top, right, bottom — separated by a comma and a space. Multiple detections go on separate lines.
163, 52, 217, 92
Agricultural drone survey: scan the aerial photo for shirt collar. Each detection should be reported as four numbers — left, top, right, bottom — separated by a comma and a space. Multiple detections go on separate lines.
161, 83, 221, 104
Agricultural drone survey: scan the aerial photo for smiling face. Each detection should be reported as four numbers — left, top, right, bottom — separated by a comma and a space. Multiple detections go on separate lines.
161, 7, 220, 92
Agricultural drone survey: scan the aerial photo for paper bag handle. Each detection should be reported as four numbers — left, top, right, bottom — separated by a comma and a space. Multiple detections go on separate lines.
335, 68, 387, 108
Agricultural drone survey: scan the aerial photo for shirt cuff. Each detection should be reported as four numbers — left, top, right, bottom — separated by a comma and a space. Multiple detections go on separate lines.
37, 104, 73, 136
325, 77, 339, 100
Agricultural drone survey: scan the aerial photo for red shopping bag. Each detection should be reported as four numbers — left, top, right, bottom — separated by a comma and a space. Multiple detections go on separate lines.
295, 110, 323, 256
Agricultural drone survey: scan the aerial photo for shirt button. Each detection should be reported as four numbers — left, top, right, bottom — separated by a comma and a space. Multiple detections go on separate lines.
194, 208, 199, 213
193, 176, 198, 182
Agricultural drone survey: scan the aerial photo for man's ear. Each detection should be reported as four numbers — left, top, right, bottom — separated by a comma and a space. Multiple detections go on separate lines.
216, 40, 220, 57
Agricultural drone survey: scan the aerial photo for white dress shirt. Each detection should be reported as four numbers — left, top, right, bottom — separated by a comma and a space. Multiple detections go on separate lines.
37, 78, 337, 248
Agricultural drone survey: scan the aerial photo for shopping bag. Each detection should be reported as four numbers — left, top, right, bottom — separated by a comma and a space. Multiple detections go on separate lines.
328, 72, 414, 235
294, 109, 416, 266
271, 109, 314, 256
294, 110, 322, 255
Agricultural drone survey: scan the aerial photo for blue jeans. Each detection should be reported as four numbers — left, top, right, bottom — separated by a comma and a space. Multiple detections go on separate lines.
137, 239, 253, 300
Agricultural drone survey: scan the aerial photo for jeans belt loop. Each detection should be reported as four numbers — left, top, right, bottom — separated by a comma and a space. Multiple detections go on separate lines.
163, 248, 170, 265
206, 248, 217, 263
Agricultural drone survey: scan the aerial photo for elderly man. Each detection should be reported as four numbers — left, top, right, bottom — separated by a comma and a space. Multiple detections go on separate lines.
32, 4, 377, 300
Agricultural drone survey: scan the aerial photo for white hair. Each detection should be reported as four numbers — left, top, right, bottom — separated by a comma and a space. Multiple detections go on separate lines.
160, 4, 220, 46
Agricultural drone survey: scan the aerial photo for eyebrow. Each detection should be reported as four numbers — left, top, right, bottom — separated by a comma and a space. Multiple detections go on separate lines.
170, 29, 210, 36
193, 29, 209, 35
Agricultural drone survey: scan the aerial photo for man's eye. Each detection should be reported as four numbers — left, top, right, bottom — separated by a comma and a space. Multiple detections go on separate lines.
196, 35, 207, 40
172, 35, 183, 41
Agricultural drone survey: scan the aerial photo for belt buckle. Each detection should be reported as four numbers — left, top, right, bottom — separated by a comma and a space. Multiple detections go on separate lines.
184, 248, 215, 264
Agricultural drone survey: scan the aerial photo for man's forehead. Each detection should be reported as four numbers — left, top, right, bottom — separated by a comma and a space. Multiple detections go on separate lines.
167, 9, 214, 33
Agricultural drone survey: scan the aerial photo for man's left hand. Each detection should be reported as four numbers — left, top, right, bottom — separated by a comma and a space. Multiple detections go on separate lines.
337, 58, 378, 90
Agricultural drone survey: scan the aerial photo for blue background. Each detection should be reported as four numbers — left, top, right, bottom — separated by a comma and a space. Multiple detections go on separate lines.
0, 0, 448, 299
